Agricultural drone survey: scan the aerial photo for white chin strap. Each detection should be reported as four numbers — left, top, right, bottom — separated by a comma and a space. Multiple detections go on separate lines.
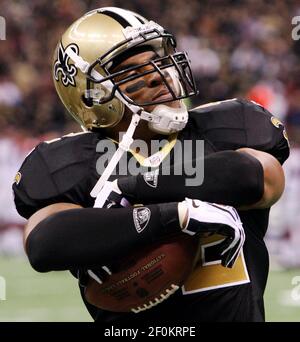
141, 103, 188, 135
65, 47, 188, 199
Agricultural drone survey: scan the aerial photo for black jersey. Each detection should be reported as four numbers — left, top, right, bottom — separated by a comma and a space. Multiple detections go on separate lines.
13, 98, 289, 322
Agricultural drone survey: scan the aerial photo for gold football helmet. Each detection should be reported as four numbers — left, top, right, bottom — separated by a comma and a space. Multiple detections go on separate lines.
53, 7, 197, 133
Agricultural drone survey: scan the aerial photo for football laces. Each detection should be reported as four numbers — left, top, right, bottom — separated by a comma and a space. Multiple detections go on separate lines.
131, 284, 179, 313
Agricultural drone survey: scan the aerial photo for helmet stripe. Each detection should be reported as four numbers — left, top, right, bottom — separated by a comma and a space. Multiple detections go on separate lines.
132, 15, 144, 24
100, 10, 129, 28
99, 7, 142, 27
130, 12, 148, 24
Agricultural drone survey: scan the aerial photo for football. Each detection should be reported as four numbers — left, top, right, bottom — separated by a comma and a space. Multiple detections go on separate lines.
84, 234, 199, 313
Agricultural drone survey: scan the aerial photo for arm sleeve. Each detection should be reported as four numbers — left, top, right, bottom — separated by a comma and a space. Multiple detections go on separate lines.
26, 203, 180, 272
118, 150, 264, 206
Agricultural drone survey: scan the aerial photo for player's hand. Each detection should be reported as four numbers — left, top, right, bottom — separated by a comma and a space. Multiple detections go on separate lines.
182, 198, 245, 268
94, 180, 130, 208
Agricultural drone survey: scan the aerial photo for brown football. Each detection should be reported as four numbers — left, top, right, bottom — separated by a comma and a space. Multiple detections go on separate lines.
84, 234, 199, 313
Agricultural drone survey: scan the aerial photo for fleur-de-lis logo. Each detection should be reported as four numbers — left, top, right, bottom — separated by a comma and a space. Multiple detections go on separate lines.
54, 43, 78, 87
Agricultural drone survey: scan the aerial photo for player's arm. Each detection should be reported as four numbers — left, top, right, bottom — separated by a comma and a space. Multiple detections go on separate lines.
24, 202, 179, 272
115, 148, 284, 210
116, 150, 266, 209
26, 201, 208, 272
24, 198, 244, 272
235, 148, 285, 210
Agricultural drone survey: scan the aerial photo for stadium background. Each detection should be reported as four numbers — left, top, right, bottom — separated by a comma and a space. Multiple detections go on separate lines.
0, 0, 300, 321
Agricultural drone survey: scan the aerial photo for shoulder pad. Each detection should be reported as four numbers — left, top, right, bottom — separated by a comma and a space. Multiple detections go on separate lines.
13, 132, 101, 218
189, 98, 247, 149
188, 98, 289, 163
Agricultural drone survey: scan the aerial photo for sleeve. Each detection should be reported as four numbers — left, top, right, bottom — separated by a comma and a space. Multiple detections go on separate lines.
242, 99, 290, 165
12, 133, 98, 219
13, 145, 57, 219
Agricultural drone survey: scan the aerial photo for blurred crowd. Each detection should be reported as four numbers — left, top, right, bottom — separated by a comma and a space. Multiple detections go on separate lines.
0, 0, 300, 266
1, 0, 300, 140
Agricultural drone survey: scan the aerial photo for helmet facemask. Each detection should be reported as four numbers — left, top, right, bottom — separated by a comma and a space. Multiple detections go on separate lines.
86, 50, 196, 107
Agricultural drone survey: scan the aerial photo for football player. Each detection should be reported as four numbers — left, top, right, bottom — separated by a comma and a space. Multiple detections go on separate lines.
13, 7, 289, 322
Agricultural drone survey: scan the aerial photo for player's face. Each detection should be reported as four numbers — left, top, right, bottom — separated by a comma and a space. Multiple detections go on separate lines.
113, 51, 181, 113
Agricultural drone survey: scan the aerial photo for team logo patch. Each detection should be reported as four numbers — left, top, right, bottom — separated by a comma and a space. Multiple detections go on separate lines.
271, 116, 283, 128
14, 172, 22, 185
143, 169, 159, 188
54, 43, 78, 87
133, 207, 151, 233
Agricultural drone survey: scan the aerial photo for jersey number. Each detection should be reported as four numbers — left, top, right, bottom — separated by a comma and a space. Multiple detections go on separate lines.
182, 234, 250, 294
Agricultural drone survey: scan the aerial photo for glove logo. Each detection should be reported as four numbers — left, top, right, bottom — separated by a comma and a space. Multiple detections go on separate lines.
133, 207, 151, 233
54, 43, 78, 87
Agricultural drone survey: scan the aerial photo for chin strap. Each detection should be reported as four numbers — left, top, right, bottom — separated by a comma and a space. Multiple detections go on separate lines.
90, 112, 141, 199
144, 104, 188, 134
